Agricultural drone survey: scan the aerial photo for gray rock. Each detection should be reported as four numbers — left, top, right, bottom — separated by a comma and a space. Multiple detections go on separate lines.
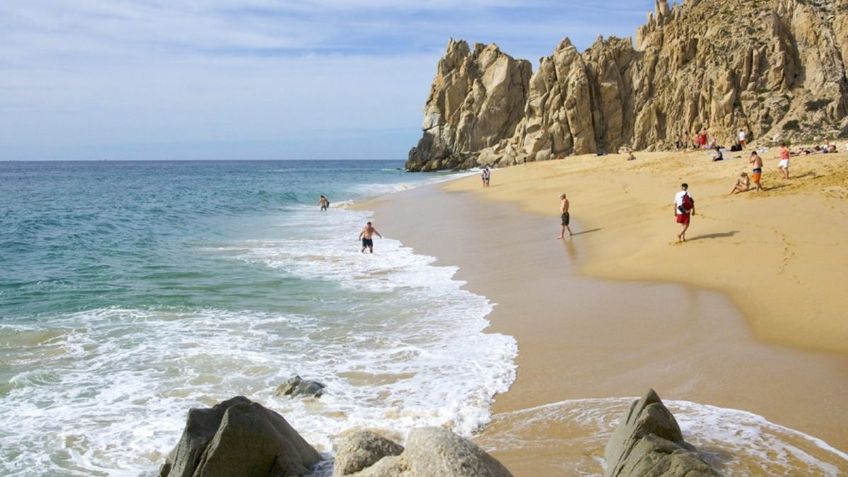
604, 389, 720, 477
347, 427, 513, 477
276, 375, 326, 398
333, 430, 404, 476
160, 396, 321, 477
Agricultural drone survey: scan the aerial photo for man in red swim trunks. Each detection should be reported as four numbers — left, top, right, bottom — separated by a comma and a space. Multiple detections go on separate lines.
674, 183, 695, 242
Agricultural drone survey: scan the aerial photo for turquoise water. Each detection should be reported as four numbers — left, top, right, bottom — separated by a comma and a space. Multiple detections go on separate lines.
0, 161, 517, 476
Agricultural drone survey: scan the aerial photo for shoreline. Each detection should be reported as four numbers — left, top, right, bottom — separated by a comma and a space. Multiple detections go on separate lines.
363, 166, 848, 474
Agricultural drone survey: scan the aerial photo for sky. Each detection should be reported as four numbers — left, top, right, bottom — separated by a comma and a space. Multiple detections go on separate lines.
0, 1, 656, 161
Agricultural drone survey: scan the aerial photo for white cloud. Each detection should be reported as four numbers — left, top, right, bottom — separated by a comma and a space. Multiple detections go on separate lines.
0, 0, 654, 160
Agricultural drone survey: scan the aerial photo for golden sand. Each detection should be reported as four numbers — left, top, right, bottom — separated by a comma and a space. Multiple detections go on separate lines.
445, 148, 848, 354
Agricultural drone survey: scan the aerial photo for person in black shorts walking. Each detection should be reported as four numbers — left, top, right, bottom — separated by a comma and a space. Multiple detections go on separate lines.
358, 221, 382, 253
558, 193, 573, 239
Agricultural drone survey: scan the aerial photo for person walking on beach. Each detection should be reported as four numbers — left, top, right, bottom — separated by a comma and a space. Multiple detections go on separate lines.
481, 166, 491, 187
319, 195, 330, 211
674, 183, 695, 243
778, 142, 791, 179
358, 221, 382, 254
558, 193, 573, 239
738, 128, 747, 149
749, 151, 764, 191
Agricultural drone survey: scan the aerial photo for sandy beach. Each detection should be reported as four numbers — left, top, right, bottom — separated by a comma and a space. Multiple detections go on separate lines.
366, 148, 848, 474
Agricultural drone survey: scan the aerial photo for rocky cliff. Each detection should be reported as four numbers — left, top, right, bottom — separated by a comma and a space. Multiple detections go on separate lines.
407, 0, 848, 171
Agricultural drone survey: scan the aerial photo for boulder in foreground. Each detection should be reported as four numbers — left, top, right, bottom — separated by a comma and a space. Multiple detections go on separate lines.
160, 396, 321, 477
334, 427, 513, 477
604, 389, 720, 477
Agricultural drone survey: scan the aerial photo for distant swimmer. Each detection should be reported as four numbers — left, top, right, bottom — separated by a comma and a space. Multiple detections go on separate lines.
319, 195, 330, 211
481, 166, 491, 187
749, 151, 763, 191
674, 183, 695, 243
358, 221, 382, 254
558, 193, 573, 239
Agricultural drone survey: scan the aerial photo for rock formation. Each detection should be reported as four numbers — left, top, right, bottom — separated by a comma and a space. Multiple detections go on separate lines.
333, 427, 514, 477
159, 396, 321, 477
604, 389, 720, 477
406, 40, 532, 171
407, 0, 848, 170
275, 375, 326, 398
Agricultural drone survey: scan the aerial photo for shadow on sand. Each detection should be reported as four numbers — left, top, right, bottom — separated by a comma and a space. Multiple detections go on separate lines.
571, 227, 603, 236
687, 230, 739, 242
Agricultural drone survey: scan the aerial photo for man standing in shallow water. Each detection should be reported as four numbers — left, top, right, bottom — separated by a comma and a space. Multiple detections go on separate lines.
558, 193, 573, 239
358, 221, 382, 254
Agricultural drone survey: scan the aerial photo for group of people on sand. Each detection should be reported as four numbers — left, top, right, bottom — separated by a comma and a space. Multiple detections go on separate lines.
729, 142, 791, 194
678, 128, 749, 152
317, 194, 383, 254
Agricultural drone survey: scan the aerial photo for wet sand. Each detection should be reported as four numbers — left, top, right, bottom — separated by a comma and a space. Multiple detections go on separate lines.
366, 180, 848, 474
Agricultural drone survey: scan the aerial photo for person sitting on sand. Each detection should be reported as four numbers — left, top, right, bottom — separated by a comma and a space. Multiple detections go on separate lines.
749, 151, 764, 191
319, 195, 330, 211
712, 145, 724, 162
778, 142, 790, 179
558, 193, 573, 239
358, 221, 382, 254
730, 172, 750, 194
674, 183, 695, 243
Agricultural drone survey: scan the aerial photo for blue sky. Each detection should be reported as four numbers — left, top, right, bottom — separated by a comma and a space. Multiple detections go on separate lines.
0, 0, 656, 161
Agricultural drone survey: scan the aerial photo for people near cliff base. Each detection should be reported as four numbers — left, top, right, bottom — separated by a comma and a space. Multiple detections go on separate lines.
558, 193, 573, 239
674, 183, 695, 243
749, 151, 764, 191
738, 129, 747, 148
778, 143, 791, 179
358, 221, 382, 254
730, 173, 750, 195
712, 145, 724, 162
319, 195, 330, 211
481, 166, 491, 187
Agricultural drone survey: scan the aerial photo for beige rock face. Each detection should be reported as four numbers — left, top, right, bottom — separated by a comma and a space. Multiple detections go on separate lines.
406, 40, 532, 171
407, 0, 848, 171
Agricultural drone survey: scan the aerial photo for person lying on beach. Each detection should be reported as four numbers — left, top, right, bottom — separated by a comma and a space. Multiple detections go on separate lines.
749, 151, 763, 191
358, 221, 382, 254
558, 193, 573, 239
730, 173, 750, 194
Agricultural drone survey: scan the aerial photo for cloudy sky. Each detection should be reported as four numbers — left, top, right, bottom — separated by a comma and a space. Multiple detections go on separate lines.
0, 1, 655, 161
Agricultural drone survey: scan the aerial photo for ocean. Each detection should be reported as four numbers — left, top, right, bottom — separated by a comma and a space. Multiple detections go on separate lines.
2, 160, 846, 476
0, 160, 516, 476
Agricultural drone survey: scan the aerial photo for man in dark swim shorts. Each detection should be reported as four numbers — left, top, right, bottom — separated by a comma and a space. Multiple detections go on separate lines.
558, 193, 573, 239
358, 221, 382, 253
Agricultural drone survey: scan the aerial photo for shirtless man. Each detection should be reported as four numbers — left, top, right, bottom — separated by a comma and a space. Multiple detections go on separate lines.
558, 193, 573, 239
318, 195, 330, 211
358, 221, 382, 254
749, 151, 763, 191
778, 142, 790, 179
